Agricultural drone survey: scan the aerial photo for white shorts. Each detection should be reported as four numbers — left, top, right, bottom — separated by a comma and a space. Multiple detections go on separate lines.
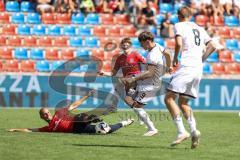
167, 66, 202, 98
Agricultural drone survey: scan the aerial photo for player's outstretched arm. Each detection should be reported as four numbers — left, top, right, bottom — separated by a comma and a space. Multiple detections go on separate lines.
202, 41, 217, 62
68, 90, 95, 111
8, 128, 39, 132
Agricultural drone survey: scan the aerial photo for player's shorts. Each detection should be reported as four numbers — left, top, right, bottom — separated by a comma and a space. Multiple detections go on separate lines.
167, 66, 202, 98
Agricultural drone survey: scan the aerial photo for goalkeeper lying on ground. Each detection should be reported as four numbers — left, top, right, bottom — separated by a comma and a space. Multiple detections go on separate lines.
8, 90, 134, 134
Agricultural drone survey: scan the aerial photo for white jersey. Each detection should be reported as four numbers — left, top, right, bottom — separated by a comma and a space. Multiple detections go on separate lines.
137, 43, 165, 91
174, 22, 211, 68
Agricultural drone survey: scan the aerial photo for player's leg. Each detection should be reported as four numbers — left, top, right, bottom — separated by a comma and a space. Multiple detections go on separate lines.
179, 95, 200, 149
164, 91, 190, 146
108, 119, 134, 133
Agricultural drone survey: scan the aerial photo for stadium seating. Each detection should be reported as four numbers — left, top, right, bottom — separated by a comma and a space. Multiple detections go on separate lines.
69, 37, 83, 47
0, 12, 10, 23
0, 48, 13, 59
32, 25, 46, 35
212, 63, 226, 74
56, 13, 71, 24
75, 49, 91, 59
101, 14, 114, 25
8, 36, 22, 46
154, 37, 165, 46
148, 26, 158, 36
195, 15, 209, 26
52, 61, 65, 72
11, 12, 25, 23
23, 36, 37, 47
30, 48, 44, 60
173, 3, 183, 13
170, 14, 179, 24
85, 37, 99, 48
86, 13, 99, 24
2, 24, 16, 35
224, 16, 239, 27
108, 26, 121, 36
42, 13, 55, 24
93, 26, 106, 36
54, 37, 68, 47
20, 60, 35, 72
219, 50, 233, 63
203, 63, 212, 74
156, 14, 164, 25
27, 13, 41, 24
4, 60, 19, 72
39, 36, 53, 47
131, 38, 141, 48
17, 24, 31, 35
61, 49, 74, 60
91, 49, 104, 60
78, 26, 91, 36
63, 26, 76, 36
21, 1, 35, 12
14, 48, 28, 59
211, 16, 224, 26
45, 49, 59, 60
48, 25, 61, 36
71, 13, 85, 24
218, 27, 231, 39
6, 1, 19, 12
225, 39, 239, 50
160, 3, 173, 14
0, 1, 4, 11
206, 52, 219, 63
233, 51, 240, 63
232, 27, 240, 39
114, 14, 129, 25
0, 36, 6, 46
225, 63, 240, 74
122, 25, 136, 37
36, 60, 50, 72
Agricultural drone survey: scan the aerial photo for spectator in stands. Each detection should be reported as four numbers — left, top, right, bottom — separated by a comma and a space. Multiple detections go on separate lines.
55, 0, 74, 15
80, 0, 96, 13
190, 0, 211, 16
103, 0, 125, 14
160, 13, 174, 38
36, 0, 55, 14
138, 0, 157, 26
211, 0, 224, 17
232, 5, 240, 19
94, 0, 104, 13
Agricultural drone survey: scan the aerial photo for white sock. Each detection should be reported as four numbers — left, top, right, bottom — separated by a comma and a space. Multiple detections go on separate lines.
187, 115, 196, 133
133, 108, 157, 131
174, 115, 186, 135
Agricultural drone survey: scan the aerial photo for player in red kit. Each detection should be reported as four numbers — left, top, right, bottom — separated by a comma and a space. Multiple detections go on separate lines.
8, 90, 134, 134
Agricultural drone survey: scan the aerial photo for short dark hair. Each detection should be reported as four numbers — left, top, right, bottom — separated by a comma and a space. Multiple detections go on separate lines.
120, 37, 132, 46
138, 31, 154, 42
177, 6, 191, 19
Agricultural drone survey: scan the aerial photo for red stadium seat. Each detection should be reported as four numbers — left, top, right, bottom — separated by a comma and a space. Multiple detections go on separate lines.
45, 49, 59, 60
114, 14, 129, 25
39, 36, 53, 47
218, 27, 231, 39
54, 36, 68, 47
101, 14, 114, 25
2, 24, 16, 35
107, 26, 121, 36
23, 36, 37, 47
8, 36, 22, 46
210, 16, 224, 26
195, 15, 209, 26
212, 63, 226, 74
0, 48, 13, 59
166, 38, 175, 49
61, 49, 74, 60
232, 27, 240, 39
93, 26, 106, 36
56, 13, 71, 24
20, 60, 35, 72
42, 13, 55, 24
0, 36, 7, 46
4, 60, 19, 72
0, 12, 9, 23
121, 25, 136, 37
219, 50, 233, 63
91, 49, 104, 61
225, 63, 240, 74
0, 1, 4, 11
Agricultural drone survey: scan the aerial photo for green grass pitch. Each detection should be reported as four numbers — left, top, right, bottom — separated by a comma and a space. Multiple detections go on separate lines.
0, 108, 240, 160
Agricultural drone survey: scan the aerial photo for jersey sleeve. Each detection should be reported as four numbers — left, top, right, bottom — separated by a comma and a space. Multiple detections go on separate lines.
174, 24, 184, 37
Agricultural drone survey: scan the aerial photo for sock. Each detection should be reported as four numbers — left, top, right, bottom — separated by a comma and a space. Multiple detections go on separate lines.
174, 115, 186, 135
133, 108, 156, 131
187, 115, 196, 133
108, 123, 123, 133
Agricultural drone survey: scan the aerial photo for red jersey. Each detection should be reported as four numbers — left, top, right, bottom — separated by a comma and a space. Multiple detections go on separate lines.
38, 107, 74, 133
113, 51, 146, 77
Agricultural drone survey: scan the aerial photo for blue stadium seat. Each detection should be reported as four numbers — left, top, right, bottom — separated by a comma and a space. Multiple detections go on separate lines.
21, 1, 35, 12
69, 37, 83, 47
170, 14, 179, 24
18, 24, 30, 35
203, 63, 212, 74
156, 14, 164, 25
154, 38, 165, 46
225, 39, 239, 50
160, 3, 173, 14
85, 37, 99, 48
48, 25, 61, 36
32, 25, 46, 35
30, 48, 44, 60
36, 60, 50, 72
79, 63, 97, 72
233, 52, 240, 63
86, 13, 99, 24
63, 26, 76, 36
206, 52, 219, 62
78, 26, 91, 36
131, 38, 141, 48
52, 61, 65, 72
27, 13, 41, 24
224, 16, 239, 27
139, 49, 147, 58
72, 13, 85, 24
148, 26, 158, 36
14, 48, 28, 60
75, 49, 91, 59
174, 3, 183, 13
6, 1, 19, 12
11, 13, 25, 24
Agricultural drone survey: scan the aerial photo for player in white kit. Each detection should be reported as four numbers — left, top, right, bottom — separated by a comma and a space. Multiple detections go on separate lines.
164, 6, 217, 149
121, 31, 172, 136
